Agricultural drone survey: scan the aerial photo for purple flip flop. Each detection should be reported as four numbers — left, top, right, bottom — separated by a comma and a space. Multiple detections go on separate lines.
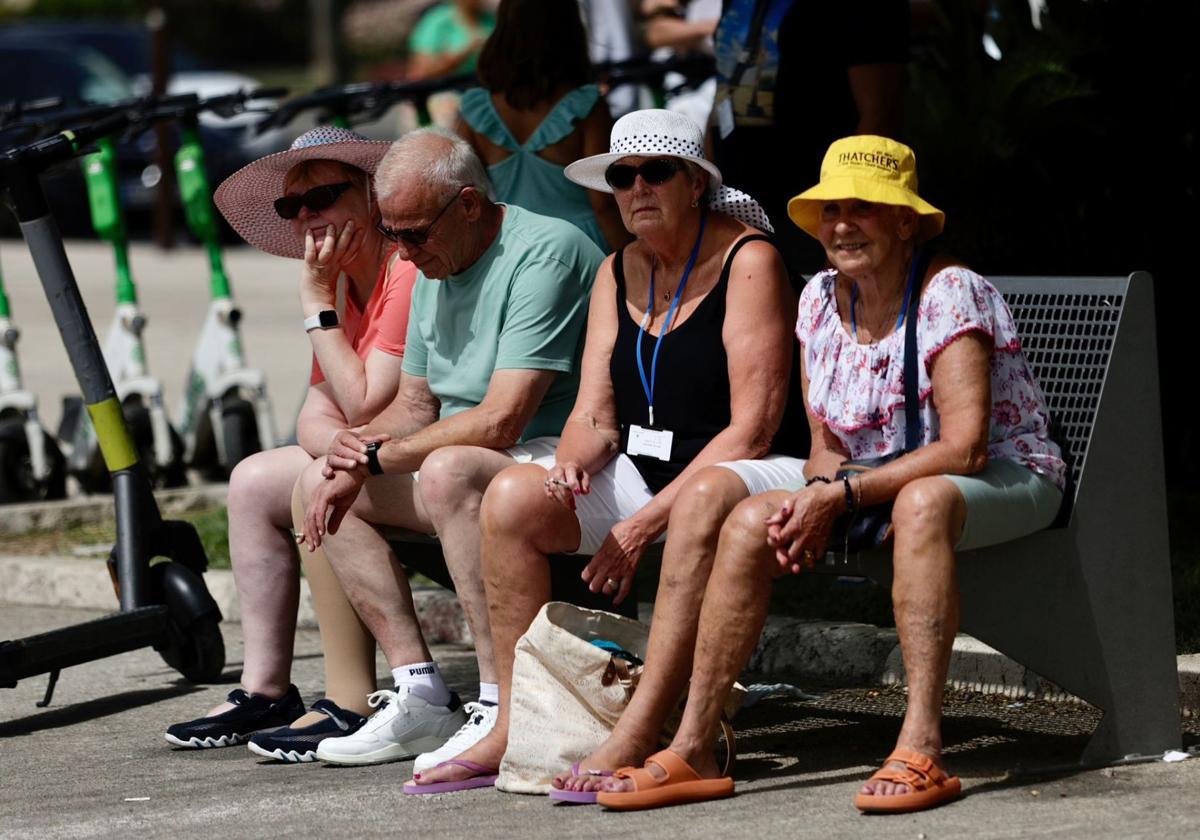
547, 763, 615, 805
403, 759, 499, 795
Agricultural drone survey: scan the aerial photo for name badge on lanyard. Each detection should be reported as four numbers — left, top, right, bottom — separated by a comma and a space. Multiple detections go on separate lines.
626, 213, 706, 463
628, 424, 674, 461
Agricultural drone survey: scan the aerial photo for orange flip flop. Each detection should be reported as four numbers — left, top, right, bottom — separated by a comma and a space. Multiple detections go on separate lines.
853, 748, 962, 814
596, 749, 734, 812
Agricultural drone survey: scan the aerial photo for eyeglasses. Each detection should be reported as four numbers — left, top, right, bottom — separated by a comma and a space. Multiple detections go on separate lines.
273, 182, 353, 220
604, 159, 684, 191
376, 188, 464, 247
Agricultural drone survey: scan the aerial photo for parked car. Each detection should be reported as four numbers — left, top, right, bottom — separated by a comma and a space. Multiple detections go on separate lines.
0, 35, 277, 238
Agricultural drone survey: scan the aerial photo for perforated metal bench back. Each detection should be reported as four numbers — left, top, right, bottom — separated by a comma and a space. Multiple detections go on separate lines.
990, 276, 1130, 499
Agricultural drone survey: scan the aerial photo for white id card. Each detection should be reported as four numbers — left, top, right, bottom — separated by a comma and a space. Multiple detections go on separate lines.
716, 98, 735, 140
628, 424, 674, 461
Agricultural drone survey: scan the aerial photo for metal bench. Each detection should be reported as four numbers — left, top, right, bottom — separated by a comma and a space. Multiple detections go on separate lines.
822, 272, 1179, 764
382, 271, 1180, 764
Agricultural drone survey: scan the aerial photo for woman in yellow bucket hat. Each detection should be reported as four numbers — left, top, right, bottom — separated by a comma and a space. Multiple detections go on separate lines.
590, 135, 1066, 815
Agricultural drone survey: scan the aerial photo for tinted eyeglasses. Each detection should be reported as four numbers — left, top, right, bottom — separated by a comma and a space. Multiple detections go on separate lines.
273, 182, 353, 220
604, 159, 684, 191
376, 188, 464, 247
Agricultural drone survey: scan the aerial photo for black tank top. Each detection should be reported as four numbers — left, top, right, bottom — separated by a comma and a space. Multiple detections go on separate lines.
610, 234, 784, 494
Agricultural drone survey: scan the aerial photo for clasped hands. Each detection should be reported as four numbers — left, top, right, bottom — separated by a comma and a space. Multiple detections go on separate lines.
763, 481, 842, 574
297, 428, 389, 551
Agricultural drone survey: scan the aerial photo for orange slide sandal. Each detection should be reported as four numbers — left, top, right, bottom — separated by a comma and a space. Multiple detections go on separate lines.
853, 748, 962, 814
596, 749, 734, 812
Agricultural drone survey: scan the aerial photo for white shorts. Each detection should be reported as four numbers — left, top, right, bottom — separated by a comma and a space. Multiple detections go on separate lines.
528, 452, 809, 555
411, 437, 560, 483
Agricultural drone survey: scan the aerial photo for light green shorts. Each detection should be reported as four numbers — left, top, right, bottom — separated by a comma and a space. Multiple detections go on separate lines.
777, 458, 1064, 551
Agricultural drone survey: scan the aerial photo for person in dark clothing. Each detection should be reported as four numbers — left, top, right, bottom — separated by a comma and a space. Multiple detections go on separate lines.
405, 109, 803, 794
709, 0, 910, 281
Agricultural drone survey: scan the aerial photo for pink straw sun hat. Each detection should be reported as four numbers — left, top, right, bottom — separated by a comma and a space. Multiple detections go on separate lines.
214, 126, 391, 260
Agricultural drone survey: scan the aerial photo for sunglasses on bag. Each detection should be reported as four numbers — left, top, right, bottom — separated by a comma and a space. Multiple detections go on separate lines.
273, 182, 353, 219
604, 159, 684, 191
375, 188, 464, 247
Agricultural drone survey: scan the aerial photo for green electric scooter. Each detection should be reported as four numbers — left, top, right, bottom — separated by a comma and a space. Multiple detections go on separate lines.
0, 104, 224, 703
172, 89, 286, 479
57, 130, 186, 492
0, 247, 67, 502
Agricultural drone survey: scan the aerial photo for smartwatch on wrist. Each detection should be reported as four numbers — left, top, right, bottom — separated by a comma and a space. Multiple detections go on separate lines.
303, 310, 340, 332
364, 441, 384, 476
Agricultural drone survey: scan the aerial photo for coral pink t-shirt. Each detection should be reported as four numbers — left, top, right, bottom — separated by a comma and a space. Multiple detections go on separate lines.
310, 253, 417, 385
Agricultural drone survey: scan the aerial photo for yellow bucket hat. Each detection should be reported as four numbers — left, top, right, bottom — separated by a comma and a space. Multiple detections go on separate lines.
787, 135, 945, 241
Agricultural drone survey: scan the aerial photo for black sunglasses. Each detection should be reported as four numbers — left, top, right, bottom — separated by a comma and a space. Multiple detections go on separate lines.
604, 159, 684, 191
376, 188, 464, 247
273, 181, 353, 220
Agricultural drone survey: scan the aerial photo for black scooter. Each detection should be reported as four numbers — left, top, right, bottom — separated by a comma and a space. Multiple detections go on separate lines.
0, 102, 224, 705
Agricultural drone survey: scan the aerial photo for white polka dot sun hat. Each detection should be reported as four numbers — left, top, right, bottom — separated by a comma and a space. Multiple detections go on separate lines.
564, 109, 773, 234
214, 126, 392, 260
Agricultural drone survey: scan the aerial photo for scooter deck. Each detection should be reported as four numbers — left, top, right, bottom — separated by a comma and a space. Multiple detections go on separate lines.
0, 605, 169, 688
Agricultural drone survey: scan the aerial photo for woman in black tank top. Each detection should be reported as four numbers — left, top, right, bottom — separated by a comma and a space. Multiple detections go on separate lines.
409, 110, 807, 795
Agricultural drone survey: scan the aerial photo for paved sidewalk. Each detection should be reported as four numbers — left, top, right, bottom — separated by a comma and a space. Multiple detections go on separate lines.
1, 604, 1198, 840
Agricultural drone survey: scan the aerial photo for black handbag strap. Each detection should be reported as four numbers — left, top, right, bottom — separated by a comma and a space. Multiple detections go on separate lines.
903, 248, 934, 452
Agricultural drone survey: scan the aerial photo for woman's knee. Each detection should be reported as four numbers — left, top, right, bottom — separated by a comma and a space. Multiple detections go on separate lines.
711, 495, 776, 578
479, 463, 552, 539
669, 467, 750, 534
229, 448, 310, 523
892, 477, 964, 545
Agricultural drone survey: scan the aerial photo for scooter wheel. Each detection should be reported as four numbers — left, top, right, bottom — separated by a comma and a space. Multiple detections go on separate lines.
220, 398, 262, 478
151, 561, 226, 683
0, 419, 68, 503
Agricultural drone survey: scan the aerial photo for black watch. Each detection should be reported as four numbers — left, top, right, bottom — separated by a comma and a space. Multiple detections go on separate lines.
364, 440, 384, 476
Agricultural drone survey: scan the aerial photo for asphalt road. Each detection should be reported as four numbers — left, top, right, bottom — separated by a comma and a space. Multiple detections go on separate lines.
2, 604, 1199, 839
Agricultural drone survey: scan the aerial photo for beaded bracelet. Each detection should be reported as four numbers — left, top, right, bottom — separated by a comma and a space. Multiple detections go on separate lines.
805, 476, 831, 487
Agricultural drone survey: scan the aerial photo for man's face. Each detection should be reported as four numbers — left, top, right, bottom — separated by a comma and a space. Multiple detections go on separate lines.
378, 182, 470, 279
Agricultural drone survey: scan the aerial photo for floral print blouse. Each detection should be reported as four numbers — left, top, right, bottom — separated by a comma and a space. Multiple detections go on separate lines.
795, 266, 1067, 490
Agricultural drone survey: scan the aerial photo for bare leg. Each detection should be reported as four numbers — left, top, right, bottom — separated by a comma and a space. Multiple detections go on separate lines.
411, 462, 581, 785
600, 490, 791, 791
289, 481, 377, 723
416, 445, 524, 686
859, 476, 965, 800
294, 457, 436, 668
556, 466, 753, 792
206, 446, 313, 716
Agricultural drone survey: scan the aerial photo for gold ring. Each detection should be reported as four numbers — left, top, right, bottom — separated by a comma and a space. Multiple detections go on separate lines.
604, 578, 617, 591
803, 550, 815, 562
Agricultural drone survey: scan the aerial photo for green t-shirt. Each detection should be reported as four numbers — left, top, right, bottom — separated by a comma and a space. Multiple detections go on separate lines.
402, 204, 603, 441
408, 3, 496, 75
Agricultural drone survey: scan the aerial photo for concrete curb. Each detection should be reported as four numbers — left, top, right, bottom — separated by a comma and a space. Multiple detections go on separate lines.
2, 553, 1197, 716
0, 484, 231, 535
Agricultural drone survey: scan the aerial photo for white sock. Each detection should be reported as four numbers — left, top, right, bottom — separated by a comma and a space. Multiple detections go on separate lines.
392, 661, 451, 707
478, 682, 499, 706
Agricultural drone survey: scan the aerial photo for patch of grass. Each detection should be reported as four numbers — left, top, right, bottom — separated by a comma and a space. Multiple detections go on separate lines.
5, 507, 231, 570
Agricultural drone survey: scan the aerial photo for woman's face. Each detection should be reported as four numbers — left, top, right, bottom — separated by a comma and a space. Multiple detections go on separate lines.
610, 156, 706, 238
283, 161, 372, 250
817, 199, 916, 278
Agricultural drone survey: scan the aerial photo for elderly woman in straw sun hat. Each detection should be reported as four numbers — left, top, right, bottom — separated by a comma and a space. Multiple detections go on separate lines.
164, 127, 418, 763
576, 134, 1066, 814
404, 108, 811, 794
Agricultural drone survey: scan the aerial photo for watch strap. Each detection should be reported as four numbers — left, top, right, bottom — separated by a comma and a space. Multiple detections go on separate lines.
365, 441, 384, 476
304, 309, 340, 332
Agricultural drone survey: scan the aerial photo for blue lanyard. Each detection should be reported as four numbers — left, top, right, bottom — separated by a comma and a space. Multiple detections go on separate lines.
636, 212, 707, 427
850, 254, 919, 341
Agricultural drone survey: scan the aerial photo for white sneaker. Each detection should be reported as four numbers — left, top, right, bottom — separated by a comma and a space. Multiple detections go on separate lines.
315, 688, 467, 766
412, 701, 499, 773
